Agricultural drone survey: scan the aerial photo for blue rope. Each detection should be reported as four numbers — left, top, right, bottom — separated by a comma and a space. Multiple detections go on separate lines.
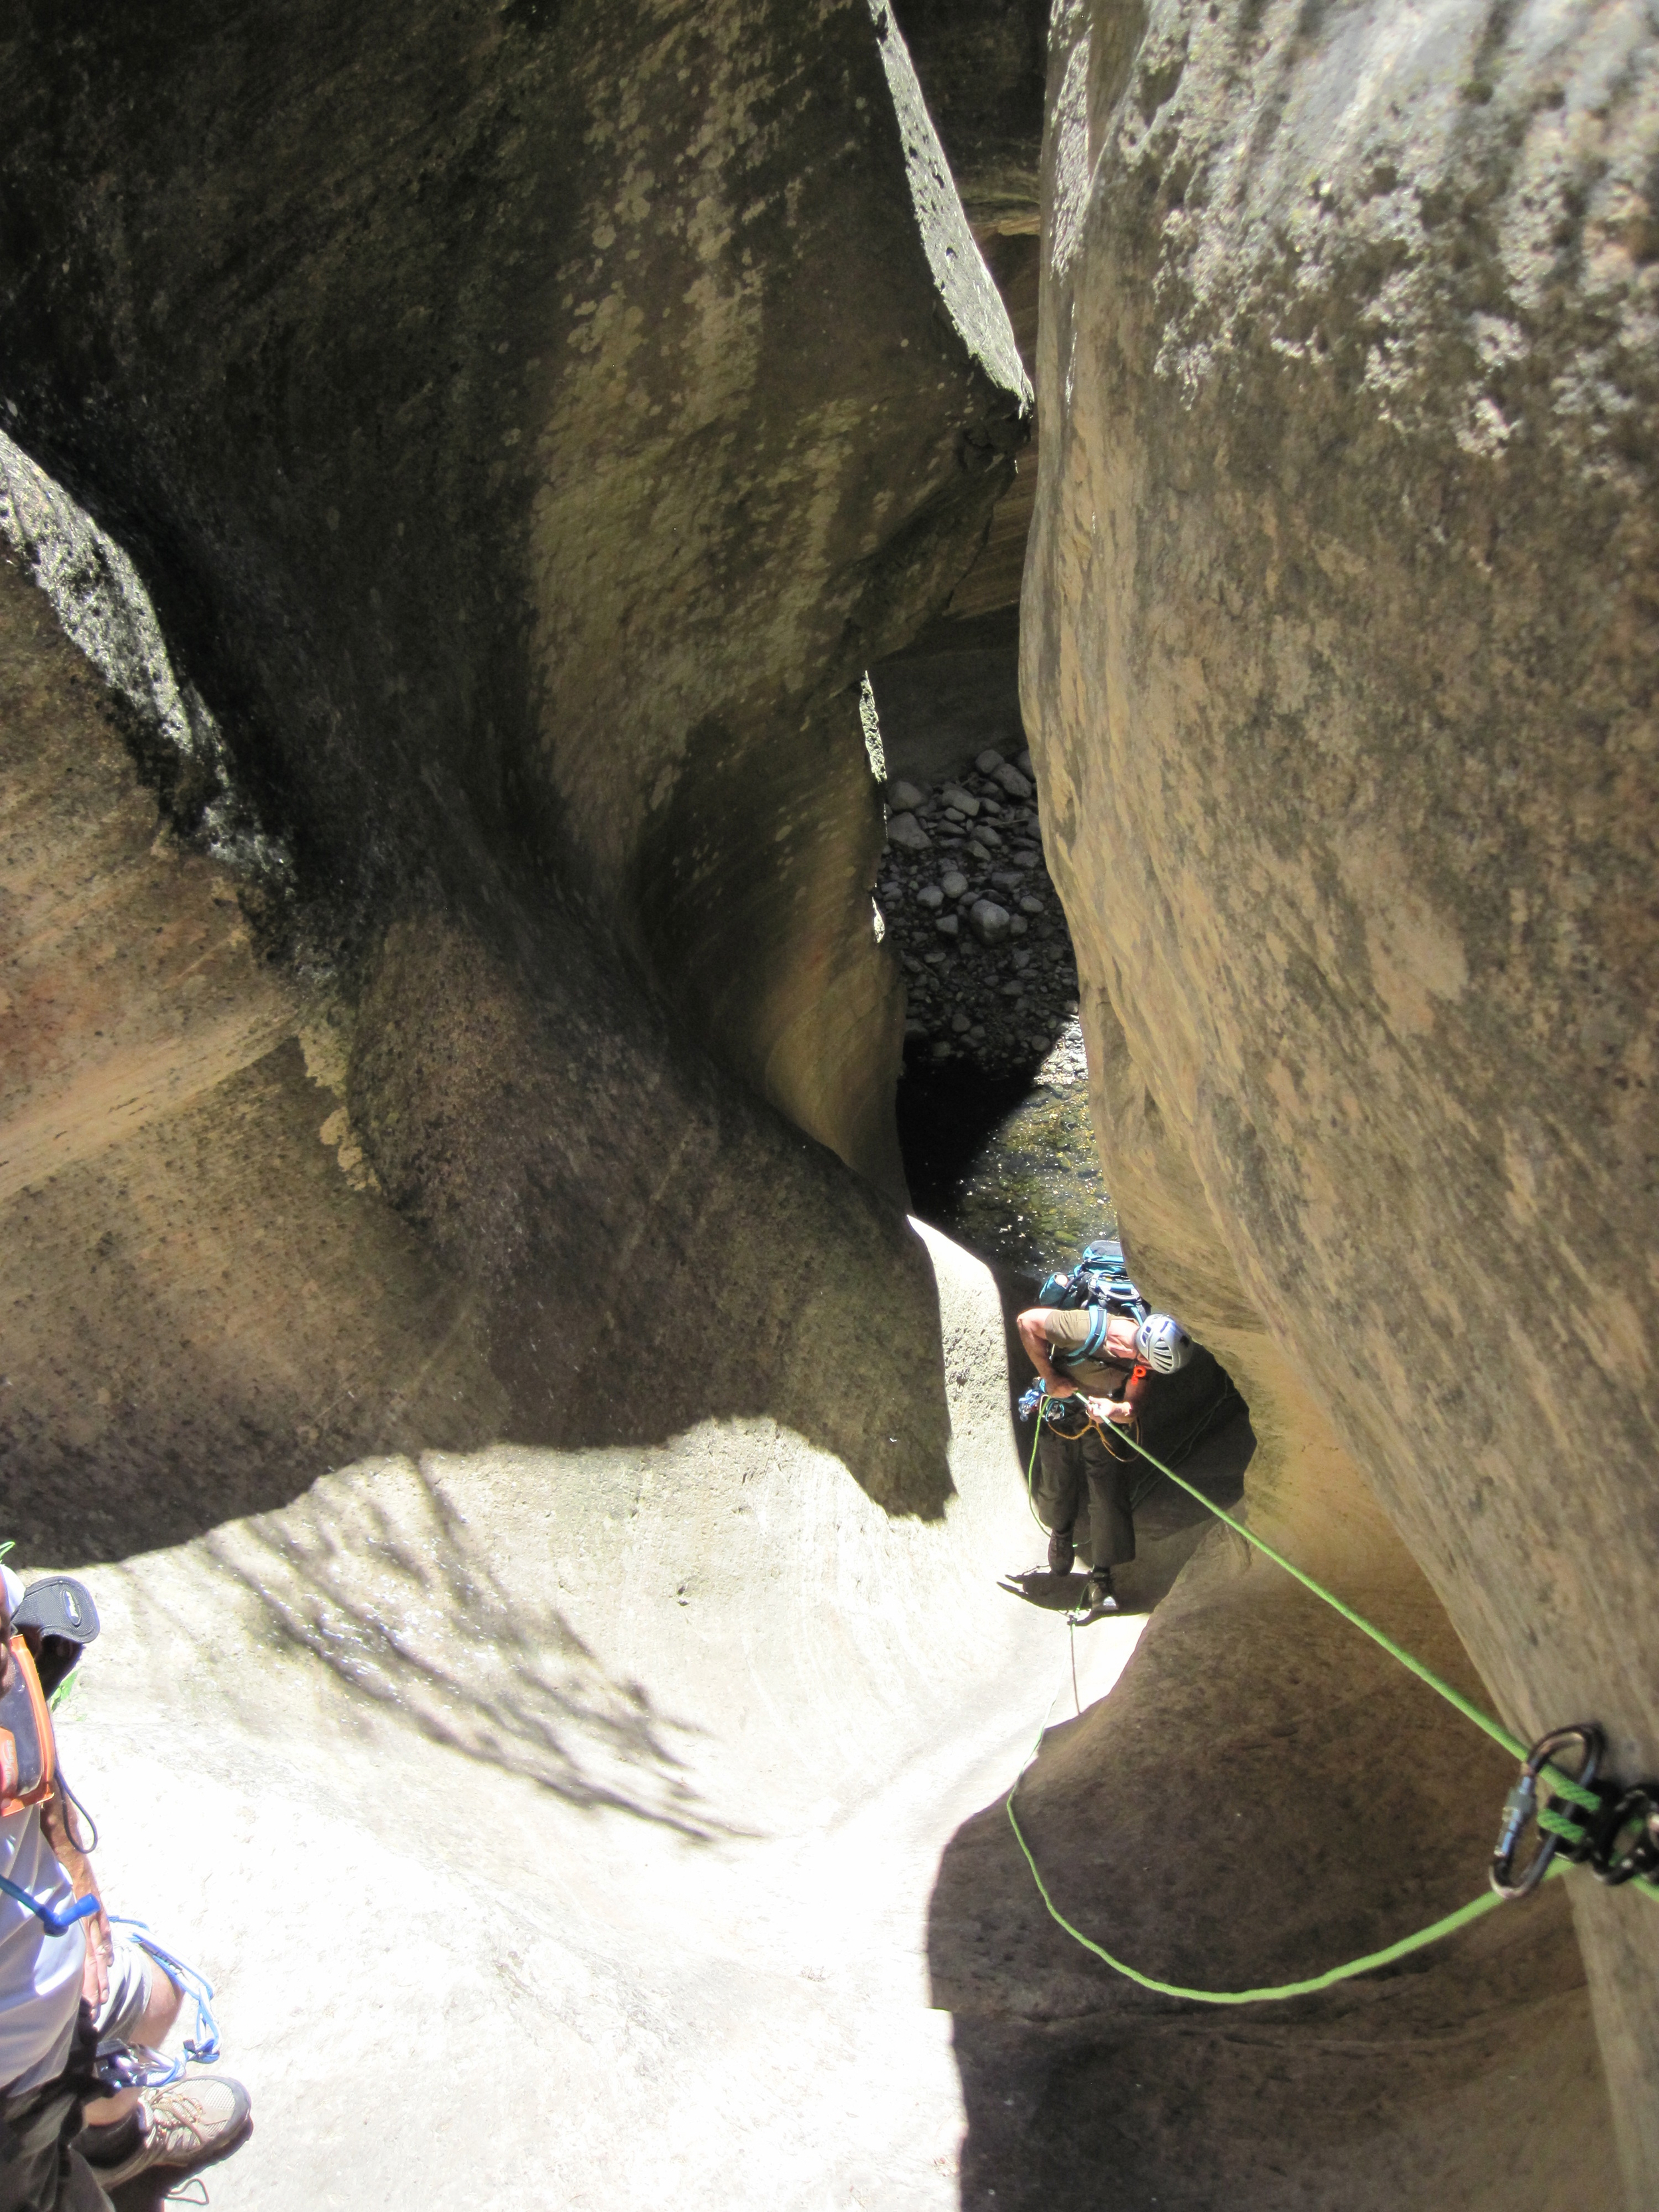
106, 1918, 222, 2069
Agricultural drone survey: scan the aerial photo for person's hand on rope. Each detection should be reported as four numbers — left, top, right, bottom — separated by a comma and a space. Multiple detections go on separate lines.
1084, 1394, 1133, 1426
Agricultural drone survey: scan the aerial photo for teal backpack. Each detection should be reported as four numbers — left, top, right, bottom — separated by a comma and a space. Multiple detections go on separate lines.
1037, 1239, 1150, 1364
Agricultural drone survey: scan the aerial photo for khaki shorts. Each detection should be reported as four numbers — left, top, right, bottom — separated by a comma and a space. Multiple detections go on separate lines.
92, 1937, 155, 2051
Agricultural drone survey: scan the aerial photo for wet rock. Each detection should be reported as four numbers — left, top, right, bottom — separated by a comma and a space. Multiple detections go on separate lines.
887, 811, 932, 853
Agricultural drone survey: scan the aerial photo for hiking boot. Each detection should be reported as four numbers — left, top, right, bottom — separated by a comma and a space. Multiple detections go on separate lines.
88, 2075, 252, 2187
1046, 1528, 1075, 1576
1071, 1572, 1118, 1619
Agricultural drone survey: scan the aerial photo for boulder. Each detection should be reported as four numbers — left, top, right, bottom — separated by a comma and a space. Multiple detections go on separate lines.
993, 762, 1032, 799
887, 810, 932, 853
939, 783, 981, 816
941, 869, 970, 899
969, 899, 1010, 946
1018, 0, 1659, 2202
887, 778, 927, 813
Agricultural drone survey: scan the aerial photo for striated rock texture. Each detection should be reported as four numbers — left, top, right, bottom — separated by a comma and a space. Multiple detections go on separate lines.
0, 0, 1027, 1195
1024, 1, 1659, 2199
0, 0, 1030, 1540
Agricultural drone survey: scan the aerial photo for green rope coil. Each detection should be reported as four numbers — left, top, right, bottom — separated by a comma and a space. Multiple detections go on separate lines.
1008, 1392, 1658, 2004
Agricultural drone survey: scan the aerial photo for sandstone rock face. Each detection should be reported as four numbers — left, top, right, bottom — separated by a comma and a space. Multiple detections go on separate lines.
0, 0, 1031, 1542
0, 14, 1066, 2203
1025, 1, 1659, 2197
0, 0, 1028, 1212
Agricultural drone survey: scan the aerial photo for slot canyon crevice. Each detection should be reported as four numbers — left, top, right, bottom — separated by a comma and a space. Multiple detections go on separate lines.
0, 3, 1654, 2209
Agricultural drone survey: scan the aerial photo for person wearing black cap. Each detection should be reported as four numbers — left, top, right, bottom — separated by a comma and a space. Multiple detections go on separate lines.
0, 1568, 251, 2208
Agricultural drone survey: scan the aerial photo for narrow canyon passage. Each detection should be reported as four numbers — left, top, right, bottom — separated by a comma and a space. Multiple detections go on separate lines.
1, 3, 1655, 2209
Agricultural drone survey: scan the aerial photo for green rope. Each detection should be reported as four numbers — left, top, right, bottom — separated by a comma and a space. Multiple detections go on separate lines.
1023, 1403, 1046, 1532
1007, 1390, 1657, 2000
1108, 1417, 1632, 1828
1007, 1747, 1563, 2004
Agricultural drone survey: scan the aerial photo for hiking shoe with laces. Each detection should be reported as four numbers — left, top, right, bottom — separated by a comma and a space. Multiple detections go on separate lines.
1046, 1528, 1075, 1576
1070, 1573, 1118, 1621
93, 2075, 252, 2187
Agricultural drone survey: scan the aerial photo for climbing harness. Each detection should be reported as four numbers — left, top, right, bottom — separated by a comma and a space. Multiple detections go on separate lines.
1006, 1389, 1659, 2006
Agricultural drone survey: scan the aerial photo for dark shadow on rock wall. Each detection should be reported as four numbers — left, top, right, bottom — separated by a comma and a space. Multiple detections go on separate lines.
1, 921, 955, 1566
927, 1534, 1621, 2210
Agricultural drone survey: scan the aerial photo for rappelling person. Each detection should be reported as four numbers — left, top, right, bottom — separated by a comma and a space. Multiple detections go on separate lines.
0, 1563, 251, 2209
1013, 1240, 1194, 1621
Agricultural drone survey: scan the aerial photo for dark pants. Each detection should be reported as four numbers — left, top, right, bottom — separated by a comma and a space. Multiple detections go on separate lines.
1035, 1424, 1137, 1569
0, 2006, 110, 2212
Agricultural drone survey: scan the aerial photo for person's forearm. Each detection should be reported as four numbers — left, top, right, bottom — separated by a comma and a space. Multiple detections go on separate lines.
1017, 1313, 1077, 1394
42, 1779, 100, 1902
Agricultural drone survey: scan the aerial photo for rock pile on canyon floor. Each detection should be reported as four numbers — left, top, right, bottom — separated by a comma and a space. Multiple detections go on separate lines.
879, 747, 1078, 1072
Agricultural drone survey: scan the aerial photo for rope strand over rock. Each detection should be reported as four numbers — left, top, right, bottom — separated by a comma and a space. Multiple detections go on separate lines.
1006, 1394, 1658, 2007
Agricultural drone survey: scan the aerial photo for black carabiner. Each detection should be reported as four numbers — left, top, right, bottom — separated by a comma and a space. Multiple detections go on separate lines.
1593, 1785, 1659, 1887
1490, 1724, 1603, 1901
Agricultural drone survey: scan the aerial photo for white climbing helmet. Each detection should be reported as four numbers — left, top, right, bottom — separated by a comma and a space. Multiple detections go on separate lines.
1135, 1312, 1194, 1374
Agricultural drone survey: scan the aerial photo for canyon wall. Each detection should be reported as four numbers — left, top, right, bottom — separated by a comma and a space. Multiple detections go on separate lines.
0, 0, 1029, 1536
1023, 1, 1659, 2197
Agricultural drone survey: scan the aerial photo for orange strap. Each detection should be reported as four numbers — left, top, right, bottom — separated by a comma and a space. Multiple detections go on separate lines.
0, 1637, 56, 1816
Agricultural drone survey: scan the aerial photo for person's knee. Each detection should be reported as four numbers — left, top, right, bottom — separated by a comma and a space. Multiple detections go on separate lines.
136, 1963, 184, 2050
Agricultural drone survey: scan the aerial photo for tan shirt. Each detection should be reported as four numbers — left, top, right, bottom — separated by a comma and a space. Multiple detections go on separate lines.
1041, 1307, 1135, 1398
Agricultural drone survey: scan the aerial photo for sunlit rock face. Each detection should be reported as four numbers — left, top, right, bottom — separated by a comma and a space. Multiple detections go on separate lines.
0, 0, 1030, 1536
1025, 0, 1659, 2196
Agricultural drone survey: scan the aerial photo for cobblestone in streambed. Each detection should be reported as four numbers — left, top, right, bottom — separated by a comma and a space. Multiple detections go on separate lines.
877, 746, 1080, 1076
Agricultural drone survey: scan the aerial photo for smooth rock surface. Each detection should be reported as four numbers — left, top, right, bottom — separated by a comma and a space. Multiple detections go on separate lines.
1023, 1, 1659, 2199
0, 0, 1030, 1211
39, 1224, 1128, 2212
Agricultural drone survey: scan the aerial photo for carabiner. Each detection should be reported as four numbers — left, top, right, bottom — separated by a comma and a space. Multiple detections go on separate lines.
1490, 1724, 1603, 1901
1593, 1785, 1659, 1887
